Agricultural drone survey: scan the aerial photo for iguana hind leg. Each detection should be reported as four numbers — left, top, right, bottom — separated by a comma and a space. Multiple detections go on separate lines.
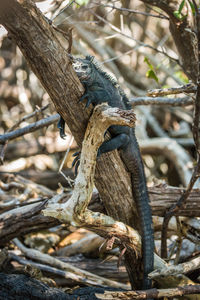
98, 133, 130, 156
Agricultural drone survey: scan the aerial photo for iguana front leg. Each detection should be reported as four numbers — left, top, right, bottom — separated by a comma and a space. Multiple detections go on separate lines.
57, 115, 66, 139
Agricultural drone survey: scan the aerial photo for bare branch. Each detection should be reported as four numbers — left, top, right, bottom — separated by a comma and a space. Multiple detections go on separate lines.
150, 254, 200, 279
0, 114, 59, 144
13, 238, 128, 289
98, 3, 169, 20
131, 96, 193, 107
147, 84, 197, 97
96, 285, 200, 299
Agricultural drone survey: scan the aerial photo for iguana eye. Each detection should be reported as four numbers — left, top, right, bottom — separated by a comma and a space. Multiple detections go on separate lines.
82, 65, 88, 70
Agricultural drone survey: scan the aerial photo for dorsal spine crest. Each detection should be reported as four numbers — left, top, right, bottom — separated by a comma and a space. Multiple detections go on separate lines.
84, 55, 131, 109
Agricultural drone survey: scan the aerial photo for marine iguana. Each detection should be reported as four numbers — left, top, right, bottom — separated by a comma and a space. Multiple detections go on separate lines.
58, 56, 154, 290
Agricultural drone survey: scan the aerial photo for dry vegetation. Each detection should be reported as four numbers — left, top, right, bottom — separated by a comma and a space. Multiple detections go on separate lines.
1, 0, 200, 299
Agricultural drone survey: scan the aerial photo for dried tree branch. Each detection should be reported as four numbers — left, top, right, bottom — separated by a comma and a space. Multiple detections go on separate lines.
1, 183, 200, 246
43, 104, 142, 255
99, 3, 169, 20
147, 84, 197, 97
131, 96, 193, 107
13, 238, 129, 289
96, 285, 200, 299
150, 254, 200, 279
0, 114, 59, 144
140, 138, 193, 187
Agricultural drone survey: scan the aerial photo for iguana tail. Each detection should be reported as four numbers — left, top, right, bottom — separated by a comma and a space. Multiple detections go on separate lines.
120, 128, 154, 290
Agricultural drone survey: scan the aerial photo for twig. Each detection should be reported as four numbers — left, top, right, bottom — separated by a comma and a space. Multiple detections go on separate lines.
98, 3, 169, 20
58, 135, 74, 187
0, 104, 50, 163
150, 254, 200, 278
0, 114, 59, 144
174, 217, 182, 265
89, 10, 178, 63
9, 104, 50, 132
192, 0, 200, 155
130, 96, 193, 107
9, 253, 89, 284
147, 84, 197, 97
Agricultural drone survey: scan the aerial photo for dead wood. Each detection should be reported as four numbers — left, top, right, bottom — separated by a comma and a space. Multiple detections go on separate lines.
0, 201, 60, 245
0, 272, 116, 300
57, 255, 129, 284
96, 285, 200, 299
1, 180, 200, 246
12, 238, 129, 289
0, 115, 59, 144
0, 272, 70, 300
0, 170, 74, 190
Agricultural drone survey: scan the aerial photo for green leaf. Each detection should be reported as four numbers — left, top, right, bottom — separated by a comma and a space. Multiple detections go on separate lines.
144, 57, 159, 83
75, 0, 89, 6
173, 10, 186, 20
178, 0, 185, 13
188, 1, 195, 15
175, 71, 189, 83
144, 57, 153, 69
173, 1, 188, 20
146, 69, 159, 83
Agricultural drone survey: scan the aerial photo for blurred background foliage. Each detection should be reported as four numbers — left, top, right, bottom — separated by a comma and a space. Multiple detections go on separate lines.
0, 0, 195, 189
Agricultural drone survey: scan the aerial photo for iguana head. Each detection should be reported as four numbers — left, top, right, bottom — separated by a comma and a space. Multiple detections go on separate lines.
73, 56, 94, 81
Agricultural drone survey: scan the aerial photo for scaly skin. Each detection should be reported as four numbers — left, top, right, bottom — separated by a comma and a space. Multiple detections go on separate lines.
60, 56, 154, 290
